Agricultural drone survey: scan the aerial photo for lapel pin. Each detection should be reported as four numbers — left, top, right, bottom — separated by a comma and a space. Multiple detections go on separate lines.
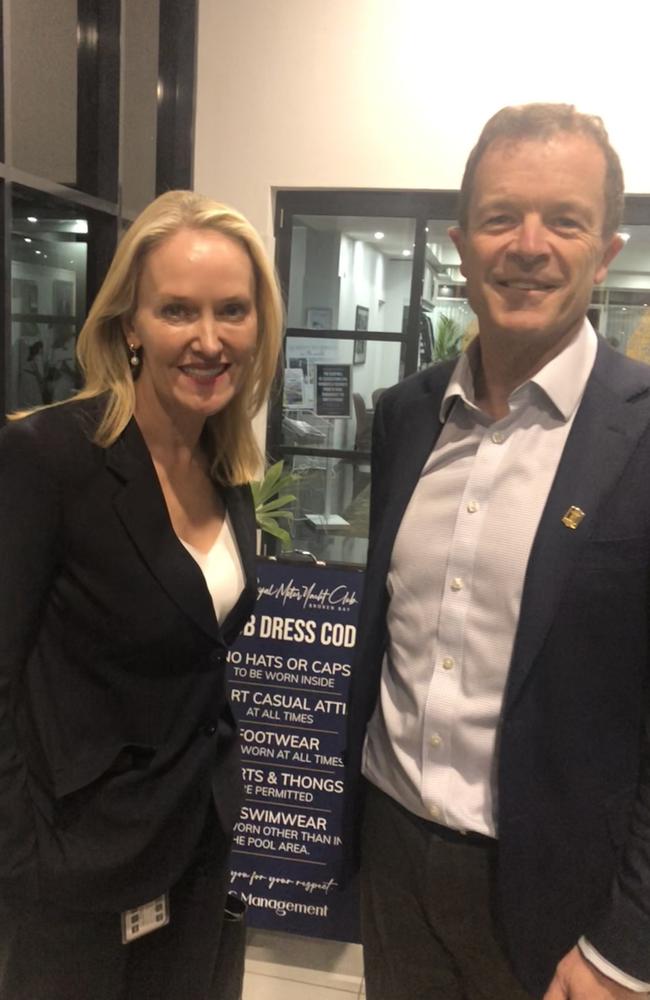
561, 506, 585, 530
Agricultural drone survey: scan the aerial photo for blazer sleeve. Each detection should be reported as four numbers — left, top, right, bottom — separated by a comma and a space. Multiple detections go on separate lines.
0, 418, 63, 901
585, 710, 650, 981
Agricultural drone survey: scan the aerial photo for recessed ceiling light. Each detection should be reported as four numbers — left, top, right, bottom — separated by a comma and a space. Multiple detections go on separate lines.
619, 232, 631, 243
27, 216, 37, 223
374, 231, 384, 240
402, 249, 411, 257
24, 237, 32, 243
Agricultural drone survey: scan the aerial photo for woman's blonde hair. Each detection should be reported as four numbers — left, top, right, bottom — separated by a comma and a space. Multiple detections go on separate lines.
16, 190, 284, 484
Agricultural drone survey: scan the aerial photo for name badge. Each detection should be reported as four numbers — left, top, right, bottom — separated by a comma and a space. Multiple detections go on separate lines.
121, 893, 169, 944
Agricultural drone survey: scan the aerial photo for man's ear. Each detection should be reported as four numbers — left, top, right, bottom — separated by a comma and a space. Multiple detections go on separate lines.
448, 226, 467, 278
594, 233, 625, 286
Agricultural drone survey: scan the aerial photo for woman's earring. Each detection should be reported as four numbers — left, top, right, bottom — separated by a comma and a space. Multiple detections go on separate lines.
128, 343, 140, 368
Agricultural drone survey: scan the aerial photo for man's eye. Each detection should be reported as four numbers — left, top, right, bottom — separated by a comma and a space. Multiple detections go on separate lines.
483, 214, 514, 228
553, 217, 581, 230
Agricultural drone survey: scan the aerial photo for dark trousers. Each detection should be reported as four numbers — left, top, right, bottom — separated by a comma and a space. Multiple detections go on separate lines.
0, 824, 244, 1000
360, 782, 533, 1000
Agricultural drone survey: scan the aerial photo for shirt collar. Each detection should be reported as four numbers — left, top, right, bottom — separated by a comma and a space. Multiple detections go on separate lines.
439, 319, 598, 423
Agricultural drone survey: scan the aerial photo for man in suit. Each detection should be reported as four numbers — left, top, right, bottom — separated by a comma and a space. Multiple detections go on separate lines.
344, 103, 650, 999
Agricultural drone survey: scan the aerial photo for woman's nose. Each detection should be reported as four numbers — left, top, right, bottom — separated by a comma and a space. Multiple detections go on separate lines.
195, 314, 223, 353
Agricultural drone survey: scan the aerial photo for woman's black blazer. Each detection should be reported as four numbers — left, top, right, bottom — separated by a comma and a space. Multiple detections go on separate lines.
0, 396, 258, 912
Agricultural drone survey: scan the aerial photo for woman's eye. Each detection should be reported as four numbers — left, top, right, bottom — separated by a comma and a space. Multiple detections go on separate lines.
162, 303, 190, 320
222, 302, 247, 320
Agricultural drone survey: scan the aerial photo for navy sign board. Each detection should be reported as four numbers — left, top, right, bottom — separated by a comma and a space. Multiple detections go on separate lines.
227, 559, 362, 941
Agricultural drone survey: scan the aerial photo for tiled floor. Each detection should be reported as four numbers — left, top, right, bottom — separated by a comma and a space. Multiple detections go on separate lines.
243, 929, 365, 999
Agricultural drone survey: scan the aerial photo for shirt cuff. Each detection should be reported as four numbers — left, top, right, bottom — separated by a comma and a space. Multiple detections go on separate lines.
578, 937, 650, 992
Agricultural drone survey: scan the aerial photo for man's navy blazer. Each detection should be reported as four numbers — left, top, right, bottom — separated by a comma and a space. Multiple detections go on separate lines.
0, 396, 257, 913
343, 339, 650, 997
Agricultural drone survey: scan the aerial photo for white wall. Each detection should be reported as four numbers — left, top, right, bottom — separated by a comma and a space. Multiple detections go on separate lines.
195, 0, 650, 250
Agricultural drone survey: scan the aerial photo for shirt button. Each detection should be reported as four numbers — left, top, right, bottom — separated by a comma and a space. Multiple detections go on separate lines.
450, 577, 463, 591
442, 656, 454, 670
467, 500, 479, 513
491, 431, 505, 444
430, 733, 442, 748
429, 804, 441, 819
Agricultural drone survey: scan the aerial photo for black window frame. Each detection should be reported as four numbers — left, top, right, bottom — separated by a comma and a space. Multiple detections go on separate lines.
0, 0, 198, 422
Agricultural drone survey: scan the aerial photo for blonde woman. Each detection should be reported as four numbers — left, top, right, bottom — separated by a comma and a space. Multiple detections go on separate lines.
0, 190, 283, 1000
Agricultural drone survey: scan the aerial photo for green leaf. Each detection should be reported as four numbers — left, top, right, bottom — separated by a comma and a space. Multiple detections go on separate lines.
254, 460, 285, 504
258, 494, 296, 513
251, 460, 299, 549
256, 515, 292, 548
267, 510, 294, 522
434, 314, 462, 361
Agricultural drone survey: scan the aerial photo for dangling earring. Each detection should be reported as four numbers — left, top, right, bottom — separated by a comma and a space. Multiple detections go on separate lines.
128, 343, 140, 369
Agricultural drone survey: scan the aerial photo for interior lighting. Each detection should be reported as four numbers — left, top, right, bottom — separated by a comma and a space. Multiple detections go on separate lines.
27, 216, 37, 223
619, 232, 631, 243
402, 249, 411, 257
374, 231, 384, 240
35, 250, 41, 255
24, 237, 32, 243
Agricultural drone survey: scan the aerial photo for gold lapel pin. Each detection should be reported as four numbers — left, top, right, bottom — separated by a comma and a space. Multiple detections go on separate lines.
561, 506, 585, 530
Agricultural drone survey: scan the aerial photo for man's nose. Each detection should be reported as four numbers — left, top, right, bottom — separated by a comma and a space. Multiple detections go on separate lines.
509, 216, 549, 263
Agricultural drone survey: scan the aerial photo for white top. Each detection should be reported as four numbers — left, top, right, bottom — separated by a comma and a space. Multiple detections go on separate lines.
180, 512, 244, 623
363, 320, 597, 837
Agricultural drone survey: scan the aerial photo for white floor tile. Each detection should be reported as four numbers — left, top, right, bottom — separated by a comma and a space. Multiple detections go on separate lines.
243, 970, 359, 999
245, 928, 363, 992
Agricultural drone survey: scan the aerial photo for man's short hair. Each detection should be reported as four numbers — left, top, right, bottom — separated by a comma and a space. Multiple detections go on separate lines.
457, 103, 624, 238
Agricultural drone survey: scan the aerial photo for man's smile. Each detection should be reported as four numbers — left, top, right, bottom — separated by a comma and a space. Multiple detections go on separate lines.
495, 278, 560, 291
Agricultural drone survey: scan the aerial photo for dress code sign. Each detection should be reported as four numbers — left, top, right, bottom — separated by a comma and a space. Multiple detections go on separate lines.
227, 560, 362, 941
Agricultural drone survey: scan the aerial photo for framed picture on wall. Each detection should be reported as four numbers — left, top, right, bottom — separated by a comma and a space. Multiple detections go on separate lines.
353, 339, 367, 364
354, 304, 368, 365
306, 307, 332, 330
53, 279, 75, 316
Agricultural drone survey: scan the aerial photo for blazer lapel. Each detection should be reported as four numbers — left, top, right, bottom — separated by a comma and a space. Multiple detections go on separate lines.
373, 366, 452, 571
505, 343, 650, 710
106, 419, 224, 643
220, 483, 258, 642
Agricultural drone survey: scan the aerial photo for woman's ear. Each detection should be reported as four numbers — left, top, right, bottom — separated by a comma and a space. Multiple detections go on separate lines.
121, 314, 131, 339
